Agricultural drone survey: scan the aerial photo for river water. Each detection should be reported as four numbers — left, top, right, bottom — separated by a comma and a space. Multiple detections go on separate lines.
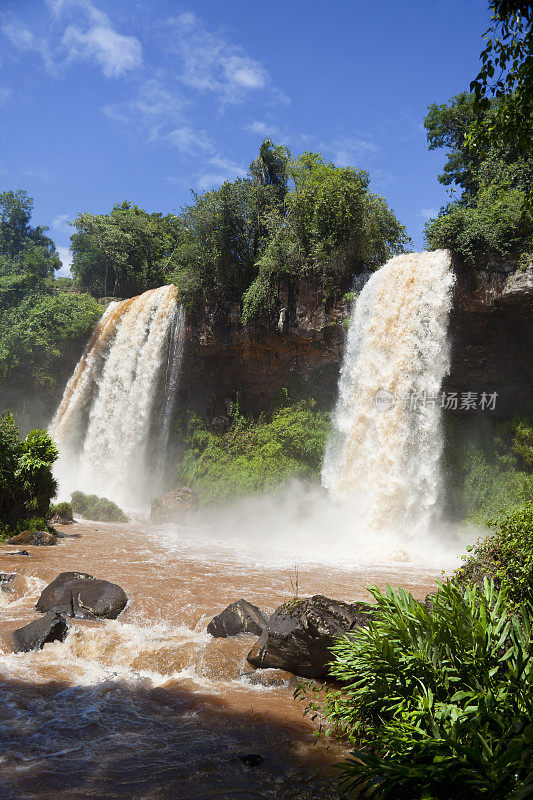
0, 516, 442, 800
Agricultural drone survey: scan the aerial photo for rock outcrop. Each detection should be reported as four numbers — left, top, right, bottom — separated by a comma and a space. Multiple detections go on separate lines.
247, 594, 374, 679
176, 260, 532, 420
36, 572, 128, 619
6, 531, 57, 546
14, 612, 69, 652
151, 487, 200, 524
207, 600, 267, 638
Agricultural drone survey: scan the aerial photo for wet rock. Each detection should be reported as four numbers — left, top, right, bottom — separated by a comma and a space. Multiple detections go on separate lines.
7, 550, 30, 557
13, 612, 69, 652
0, 573, 15, 592
237, 753, 264, 767
247, 595, 374, 679
207, 600, 267, 638
36, 572, 128, 619
151, 487, 200, 524
6, 530, 57, 546
49, 515, 73, 526
36, 572, 94, 613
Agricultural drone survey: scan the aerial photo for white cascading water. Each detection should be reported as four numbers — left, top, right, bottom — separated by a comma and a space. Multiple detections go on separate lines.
322, 250, 454, 534
51, 284, 184, 508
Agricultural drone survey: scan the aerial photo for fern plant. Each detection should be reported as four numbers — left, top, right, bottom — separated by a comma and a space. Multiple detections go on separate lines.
307, 580, 533, 799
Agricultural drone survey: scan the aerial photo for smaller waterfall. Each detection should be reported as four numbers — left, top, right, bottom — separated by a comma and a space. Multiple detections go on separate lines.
51, 285, 185, 508
322, 250, 454, 534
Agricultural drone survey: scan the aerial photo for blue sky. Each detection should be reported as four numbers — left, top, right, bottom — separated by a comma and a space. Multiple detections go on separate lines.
0, 0, 491, 275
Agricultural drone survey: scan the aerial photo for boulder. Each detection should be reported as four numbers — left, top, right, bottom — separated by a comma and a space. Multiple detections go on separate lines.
49, 515, 73, 526
7, 550, 30, 557
207, 600, 267, 638
0, 573, 15, 592
151, 487, 199, 524
247, 594, 374, 678
36, 572, 94, 613
36, 571, 128, 619
6, 530, 57, 546
14, 612, 69, 652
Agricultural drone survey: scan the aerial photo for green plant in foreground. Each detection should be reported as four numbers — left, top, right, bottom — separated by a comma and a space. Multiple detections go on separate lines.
70, 490, 128, 522
308, 579, 533, 799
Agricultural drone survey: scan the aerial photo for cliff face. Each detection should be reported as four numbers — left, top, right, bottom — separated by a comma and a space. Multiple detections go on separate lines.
443, 257, 533, 416
179, 258, 532, 420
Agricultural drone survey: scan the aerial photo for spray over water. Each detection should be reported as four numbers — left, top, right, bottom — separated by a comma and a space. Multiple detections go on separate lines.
51, 285, 184, 507
322, 250, 455, 534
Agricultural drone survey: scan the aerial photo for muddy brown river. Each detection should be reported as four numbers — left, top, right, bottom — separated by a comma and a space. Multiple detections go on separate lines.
0, 515, 444, 800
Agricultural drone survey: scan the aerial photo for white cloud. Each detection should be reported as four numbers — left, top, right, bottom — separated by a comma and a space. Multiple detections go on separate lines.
103, 79, 186, 134
246, 120, 280, 138
0, 87, 12, 106
166, 127, 213, 155
2, 1, 142, 78
62, 21, 142, 78
1, 19, 56, 72
166, 12, 283, 106
56, 245, 73, 276
197, 156, 246, 190
327, 136, 380, 167
418, 207, 438, 220
52, 213, 71, 234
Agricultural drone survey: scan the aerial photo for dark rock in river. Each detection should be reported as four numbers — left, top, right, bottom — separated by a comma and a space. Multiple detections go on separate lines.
247, 594, 374, 678
14, 612, 69, 652
7, 550, 30, 556
36, 571, 128, 619
151, 487, 200, 524
207, 599, 267, 638
6, 530, 57, 546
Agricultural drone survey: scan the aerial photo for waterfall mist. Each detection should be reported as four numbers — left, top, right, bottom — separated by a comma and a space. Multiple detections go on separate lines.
51, 285, 184, 508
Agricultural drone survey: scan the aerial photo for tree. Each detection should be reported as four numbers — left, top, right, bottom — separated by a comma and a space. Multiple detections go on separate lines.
469, 1, 533, 161
242, 152, 410, 325
424, 93, 532, 264
70, 202, 181, 297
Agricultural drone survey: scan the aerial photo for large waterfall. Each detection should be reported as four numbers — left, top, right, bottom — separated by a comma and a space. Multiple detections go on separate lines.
322, 250, 454, 534
51, 285, 184, 508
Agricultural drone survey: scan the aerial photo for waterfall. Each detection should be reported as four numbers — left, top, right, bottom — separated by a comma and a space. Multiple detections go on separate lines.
322, 250, 454, 534
51, 285, 185, 508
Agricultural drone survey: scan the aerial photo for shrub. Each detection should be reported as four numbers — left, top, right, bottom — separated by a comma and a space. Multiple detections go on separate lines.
442, 413, 533, 523
70, 490, 128, 522
48, 501, 74, 521
0, 412, 58, 538
176, 400, 330, 502
307, 580, 533, 799
457, 502, 533, 606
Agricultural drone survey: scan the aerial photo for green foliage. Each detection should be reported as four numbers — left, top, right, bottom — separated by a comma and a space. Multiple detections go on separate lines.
425, 183, 529, 265
242, 153, 410, 325
309, 579, 533, 799
70, 490, 128, 522
0, 189, 103, 407
443, 414, 533, 523
469, 2, 533, 162
71, 201, 181, 298
176, 400, 330, 502
0, 412, 58, 537
424, 92, 532, 264
0, 288, 102, 394
48, 501, 74, 521
458, 502, 533, 605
